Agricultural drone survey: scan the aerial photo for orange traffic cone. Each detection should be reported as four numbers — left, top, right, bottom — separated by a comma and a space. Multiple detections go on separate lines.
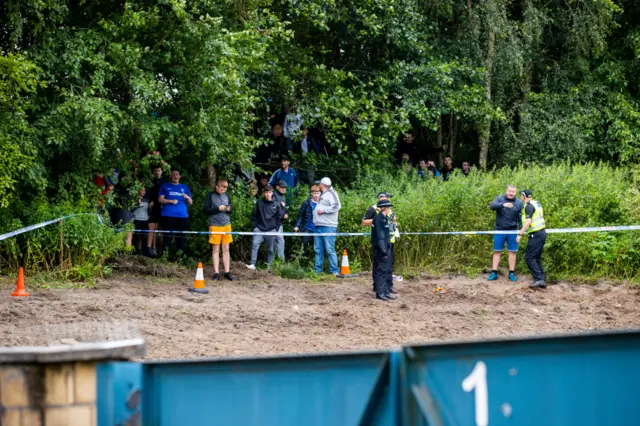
338, 249, 356, 278
188, 262, 209, 294
12, 267, 29, 297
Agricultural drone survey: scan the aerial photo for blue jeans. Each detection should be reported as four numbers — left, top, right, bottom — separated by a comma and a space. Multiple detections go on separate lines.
314, 226, 339, 274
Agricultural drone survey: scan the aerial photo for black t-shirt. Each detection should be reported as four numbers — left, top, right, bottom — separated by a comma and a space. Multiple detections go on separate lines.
363, 206, 377, 221
524, 203, 536, 219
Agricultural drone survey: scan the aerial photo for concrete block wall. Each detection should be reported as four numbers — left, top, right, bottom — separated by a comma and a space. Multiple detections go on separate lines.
0, 362, 96, 426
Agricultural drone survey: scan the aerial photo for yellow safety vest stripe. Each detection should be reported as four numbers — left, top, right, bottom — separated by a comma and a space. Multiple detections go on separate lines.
522, 200, 546, 234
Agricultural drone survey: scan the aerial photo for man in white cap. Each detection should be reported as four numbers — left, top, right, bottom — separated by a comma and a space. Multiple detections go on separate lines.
313, 177, 341, 275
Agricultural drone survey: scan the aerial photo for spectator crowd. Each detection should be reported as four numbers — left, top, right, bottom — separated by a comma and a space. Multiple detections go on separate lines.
91, 121, 477, 298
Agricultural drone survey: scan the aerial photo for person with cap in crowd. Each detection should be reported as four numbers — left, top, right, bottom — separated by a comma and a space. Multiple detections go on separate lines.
516, 189, 547, 289
313, 177, 341, 275
272, 180, 289, 260
371, 198, 396, 301
362, 192, 401, 295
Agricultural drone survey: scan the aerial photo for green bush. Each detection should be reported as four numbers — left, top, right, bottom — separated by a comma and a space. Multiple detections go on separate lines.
2, 163, 640, 281
331, 163, 640, 279
0, 199, 124, 274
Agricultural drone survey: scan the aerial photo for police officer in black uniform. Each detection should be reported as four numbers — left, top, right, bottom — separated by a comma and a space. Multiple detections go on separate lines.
363, 192, 399, 295
371, 199, 395, 301
516, 189, 547, 289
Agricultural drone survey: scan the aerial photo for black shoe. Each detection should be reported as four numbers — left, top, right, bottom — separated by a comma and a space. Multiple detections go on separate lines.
224, 272, 235, 281
389, 288, 397, 294
375, 293, 390, 301
212, 273, 220, 281
530, 280, 547, 289
385, 293, 397, 300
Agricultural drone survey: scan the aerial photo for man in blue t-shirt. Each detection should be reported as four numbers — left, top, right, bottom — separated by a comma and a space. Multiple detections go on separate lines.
269, 156, 299, 191
158, 169, 193, 255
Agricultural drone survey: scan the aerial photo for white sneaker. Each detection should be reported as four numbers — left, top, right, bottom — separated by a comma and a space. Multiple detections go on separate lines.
246, 264, 256, 270
392, 275, 403, 282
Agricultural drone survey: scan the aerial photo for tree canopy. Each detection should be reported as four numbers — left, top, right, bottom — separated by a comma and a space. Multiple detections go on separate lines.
1, 0, 639, 207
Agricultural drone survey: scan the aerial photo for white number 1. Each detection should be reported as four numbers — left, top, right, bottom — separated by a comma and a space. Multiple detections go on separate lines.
462, 361, 489, 426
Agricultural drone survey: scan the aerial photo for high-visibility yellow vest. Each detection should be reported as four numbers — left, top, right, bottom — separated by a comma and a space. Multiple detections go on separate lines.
521, 200, 546, 234
372, 204, 398, 243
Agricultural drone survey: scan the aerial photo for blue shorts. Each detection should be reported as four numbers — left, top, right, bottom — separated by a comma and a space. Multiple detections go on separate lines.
493, 233, 518, 252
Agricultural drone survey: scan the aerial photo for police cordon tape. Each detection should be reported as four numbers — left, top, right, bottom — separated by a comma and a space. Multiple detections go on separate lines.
2, 215, 640, 242
0, 214, 102, 242
114, 224, 640, 237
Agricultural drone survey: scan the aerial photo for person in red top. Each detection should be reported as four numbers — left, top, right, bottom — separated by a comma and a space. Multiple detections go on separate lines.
93, 173, 114, 208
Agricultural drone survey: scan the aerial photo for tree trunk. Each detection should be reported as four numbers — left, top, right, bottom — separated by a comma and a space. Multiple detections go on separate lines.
449, 114, 457, 159
467, 0, 472, 22
436, 115, 444, 167
478, 28, 495, 170
206, 164, 217, 189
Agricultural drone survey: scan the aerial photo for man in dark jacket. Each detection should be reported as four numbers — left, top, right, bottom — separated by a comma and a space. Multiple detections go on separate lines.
246, 185, 285, 270
272, 180, 289, 260
440, 156, 455, 181
294, 185, 321, 256
372, 199, 395, 301
146, 165, 167, 257
489, 184, 524, 282
204, 179, 235, 281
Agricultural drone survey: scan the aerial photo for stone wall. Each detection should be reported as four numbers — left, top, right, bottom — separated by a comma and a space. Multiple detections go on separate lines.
0, 362, 96, 426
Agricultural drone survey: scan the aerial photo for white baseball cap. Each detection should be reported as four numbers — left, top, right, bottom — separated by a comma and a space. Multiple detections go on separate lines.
316, 177, 332, 186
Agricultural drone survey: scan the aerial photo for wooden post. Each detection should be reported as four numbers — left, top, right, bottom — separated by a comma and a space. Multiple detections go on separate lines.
59, 220, 64, 269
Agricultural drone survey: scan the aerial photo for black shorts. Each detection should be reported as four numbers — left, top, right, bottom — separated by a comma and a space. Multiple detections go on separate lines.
134, 220, 148, 231
148, 209, 161, 224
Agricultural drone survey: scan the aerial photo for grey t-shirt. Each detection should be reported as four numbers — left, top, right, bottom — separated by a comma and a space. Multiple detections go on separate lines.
205, 192, 232, 226
132, 199, 149, 221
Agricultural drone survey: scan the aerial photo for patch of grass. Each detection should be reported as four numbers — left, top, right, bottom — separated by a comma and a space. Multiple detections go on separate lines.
29, 264, 109, 289
109, 255, 187, 278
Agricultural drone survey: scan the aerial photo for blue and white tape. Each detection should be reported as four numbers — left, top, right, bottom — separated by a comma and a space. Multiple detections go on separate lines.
0, 214, 101, 242
2, 215, 640, 242
119, 225, 640, 237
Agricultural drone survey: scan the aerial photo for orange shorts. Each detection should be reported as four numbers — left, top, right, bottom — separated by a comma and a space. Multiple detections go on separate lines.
208, 225, 233, 245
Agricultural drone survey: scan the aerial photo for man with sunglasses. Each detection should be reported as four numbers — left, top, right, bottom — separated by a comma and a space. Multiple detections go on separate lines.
204, 179, 235, 281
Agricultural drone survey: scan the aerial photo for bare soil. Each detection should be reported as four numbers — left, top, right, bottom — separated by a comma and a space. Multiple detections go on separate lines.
1, 262, 639, 360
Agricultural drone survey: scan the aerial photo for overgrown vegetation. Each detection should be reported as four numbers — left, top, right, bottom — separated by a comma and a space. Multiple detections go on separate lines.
2, 1, 640, 280
4, 164, 640, 281
332, 163, 640, 280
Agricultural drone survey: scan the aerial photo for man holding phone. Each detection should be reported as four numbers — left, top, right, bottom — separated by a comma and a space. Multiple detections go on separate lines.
204, 179, 235, 281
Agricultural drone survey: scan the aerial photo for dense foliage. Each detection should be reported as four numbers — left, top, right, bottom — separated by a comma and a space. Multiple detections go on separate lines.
2, 1, 640, 201
5, 164, 640, 281
2, 1, 640, 279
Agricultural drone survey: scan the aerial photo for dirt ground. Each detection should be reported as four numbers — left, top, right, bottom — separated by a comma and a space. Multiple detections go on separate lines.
1, 262, 640, 359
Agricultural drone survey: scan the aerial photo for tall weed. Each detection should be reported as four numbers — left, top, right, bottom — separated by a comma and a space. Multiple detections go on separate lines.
1, 163, 639, 280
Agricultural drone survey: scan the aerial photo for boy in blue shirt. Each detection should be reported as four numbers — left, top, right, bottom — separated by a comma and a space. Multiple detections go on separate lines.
294, 185, 321, 257
158, 169, 192, 255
